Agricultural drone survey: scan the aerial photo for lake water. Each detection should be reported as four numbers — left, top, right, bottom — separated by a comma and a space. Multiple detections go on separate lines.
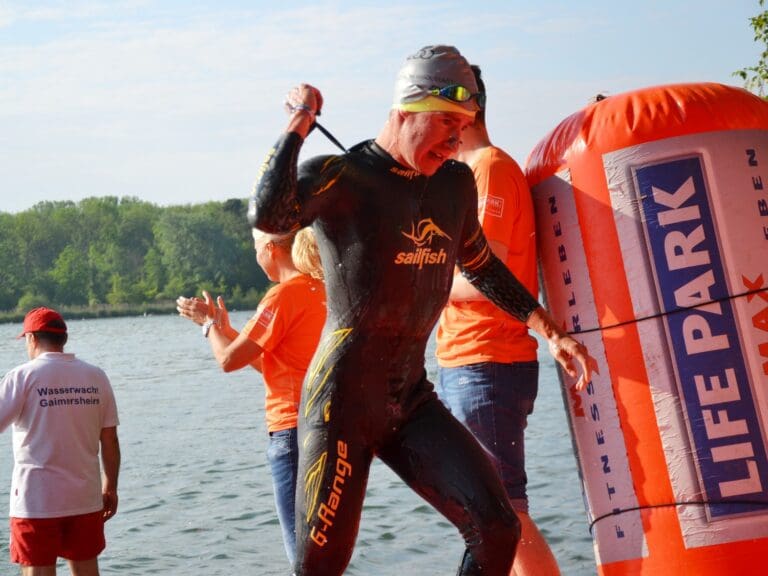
0, 313, 597, 575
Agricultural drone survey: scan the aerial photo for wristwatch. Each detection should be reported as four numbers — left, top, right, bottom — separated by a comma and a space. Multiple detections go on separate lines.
202, 318, 216, 338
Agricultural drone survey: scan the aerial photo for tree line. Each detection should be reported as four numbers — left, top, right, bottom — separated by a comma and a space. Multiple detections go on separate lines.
3, 3, 767, 318
0, 196, 268, 316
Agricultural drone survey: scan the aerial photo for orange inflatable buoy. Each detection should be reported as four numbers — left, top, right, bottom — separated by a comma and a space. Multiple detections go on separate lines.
526, 83, 768, 575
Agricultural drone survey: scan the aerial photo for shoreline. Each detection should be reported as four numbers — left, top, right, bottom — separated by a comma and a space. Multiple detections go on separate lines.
0, 293, 264, 326
0, 302, 178, 325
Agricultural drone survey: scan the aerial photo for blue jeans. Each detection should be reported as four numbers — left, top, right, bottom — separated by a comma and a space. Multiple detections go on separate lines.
267, 427, 299, 565
437, 361, 539, 511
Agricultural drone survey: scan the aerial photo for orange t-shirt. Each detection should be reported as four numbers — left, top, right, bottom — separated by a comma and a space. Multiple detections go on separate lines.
242, 274, 326, 432
436, 146, 538, 367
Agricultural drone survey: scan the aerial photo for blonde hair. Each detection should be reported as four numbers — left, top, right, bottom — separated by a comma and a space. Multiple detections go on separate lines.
252, 227, 323, 280
291, 227, 324, 280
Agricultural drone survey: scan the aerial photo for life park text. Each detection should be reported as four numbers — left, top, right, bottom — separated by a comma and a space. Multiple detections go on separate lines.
637, 153, 768, 517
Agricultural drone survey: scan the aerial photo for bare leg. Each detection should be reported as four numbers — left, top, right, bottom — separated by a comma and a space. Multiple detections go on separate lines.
21, 565, 56, 576
68, 558, 100, 576
510, 512, 560, 576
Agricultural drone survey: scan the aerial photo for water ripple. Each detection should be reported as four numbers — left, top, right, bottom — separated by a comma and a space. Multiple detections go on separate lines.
0, 316, 596, 575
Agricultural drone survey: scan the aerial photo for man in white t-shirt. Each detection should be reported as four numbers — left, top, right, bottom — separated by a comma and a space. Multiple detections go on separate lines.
0, 307, 120, 576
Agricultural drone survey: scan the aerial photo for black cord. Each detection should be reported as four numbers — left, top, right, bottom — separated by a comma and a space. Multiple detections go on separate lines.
314, 121, 348, 153
589, 499, 768, 533
566, 286, 768, 336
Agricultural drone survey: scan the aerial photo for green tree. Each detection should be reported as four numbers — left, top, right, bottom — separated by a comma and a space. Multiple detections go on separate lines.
220, 198, 267, 293
14, 201, 78, 302
78, 197, 124, 304
1, 196, 266, 313
97, 197, 160, 304
10, 204, 70, 306
139, 246, 167, 301
50, 245, 90, 306
153, 201, 266, 299
736, 0, 768, 96
0, 213, 23, 309
16, 292, 49, 313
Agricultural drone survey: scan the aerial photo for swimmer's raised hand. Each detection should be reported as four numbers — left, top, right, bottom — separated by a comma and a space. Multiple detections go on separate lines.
284, 83, 323, 137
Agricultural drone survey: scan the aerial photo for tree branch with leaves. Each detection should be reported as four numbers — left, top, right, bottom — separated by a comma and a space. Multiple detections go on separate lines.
735, 0, 768, 97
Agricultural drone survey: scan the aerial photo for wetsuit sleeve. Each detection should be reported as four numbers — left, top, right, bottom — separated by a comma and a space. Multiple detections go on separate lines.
457, 191, 540, 323
247, 132, 339, 233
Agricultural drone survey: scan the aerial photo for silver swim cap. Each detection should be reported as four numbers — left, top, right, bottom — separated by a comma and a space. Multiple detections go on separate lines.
393, 45, 480, 116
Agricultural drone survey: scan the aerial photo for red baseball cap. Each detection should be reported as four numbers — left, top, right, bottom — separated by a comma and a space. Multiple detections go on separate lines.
17, 307, 68, 338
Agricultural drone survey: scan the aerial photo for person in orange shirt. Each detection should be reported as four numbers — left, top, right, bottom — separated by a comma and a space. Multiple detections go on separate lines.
435, 65, 561, 576
176, 227, 326, 567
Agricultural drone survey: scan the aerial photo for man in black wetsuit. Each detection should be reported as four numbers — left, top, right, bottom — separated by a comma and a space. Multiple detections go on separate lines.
249, 45, 594, 576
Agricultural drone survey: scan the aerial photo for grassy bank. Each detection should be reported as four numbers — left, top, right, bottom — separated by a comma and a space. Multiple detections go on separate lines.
0, 293, 264, 326
0, 302, 178, 325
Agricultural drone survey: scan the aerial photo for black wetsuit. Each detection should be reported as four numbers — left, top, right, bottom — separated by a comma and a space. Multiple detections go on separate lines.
249, 133, 540, 576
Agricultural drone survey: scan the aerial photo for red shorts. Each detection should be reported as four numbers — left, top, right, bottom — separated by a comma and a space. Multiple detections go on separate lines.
10, 511, 105, 566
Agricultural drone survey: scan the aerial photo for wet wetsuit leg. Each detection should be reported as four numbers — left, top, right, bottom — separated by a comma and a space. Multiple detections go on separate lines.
377, 396, 521, 575
293, 420, 375, 576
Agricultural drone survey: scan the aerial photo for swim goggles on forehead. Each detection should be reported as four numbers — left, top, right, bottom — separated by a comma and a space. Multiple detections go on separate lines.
428, 85, 486, 109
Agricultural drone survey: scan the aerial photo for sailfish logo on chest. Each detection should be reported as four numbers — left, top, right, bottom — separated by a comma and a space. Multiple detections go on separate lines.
401, 218, 452, 246
394, 218, 451, 268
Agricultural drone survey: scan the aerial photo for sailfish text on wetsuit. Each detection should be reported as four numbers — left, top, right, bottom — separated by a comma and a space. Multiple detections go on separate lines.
394, 218, 451, 269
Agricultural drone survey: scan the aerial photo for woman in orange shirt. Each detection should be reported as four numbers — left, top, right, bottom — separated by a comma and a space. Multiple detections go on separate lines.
176, 227, 326, 566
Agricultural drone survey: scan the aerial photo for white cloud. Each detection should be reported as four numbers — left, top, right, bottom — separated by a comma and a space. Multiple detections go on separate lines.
0, 1, 759, 213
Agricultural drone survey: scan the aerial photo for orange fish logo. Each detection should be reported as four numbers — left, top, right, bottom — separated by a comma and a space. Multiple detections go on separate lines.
401, 218, 452, 247
395, 218, 451, 269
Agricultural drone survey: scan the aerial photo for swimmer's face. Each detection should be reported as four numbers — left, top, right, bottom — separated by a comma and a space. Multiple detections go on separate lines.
397, 111, 473, 176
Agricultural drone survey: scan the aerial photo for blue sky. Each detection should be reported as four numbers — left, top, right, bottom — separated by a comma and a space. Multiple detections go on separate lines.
0, 0, 761, 213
